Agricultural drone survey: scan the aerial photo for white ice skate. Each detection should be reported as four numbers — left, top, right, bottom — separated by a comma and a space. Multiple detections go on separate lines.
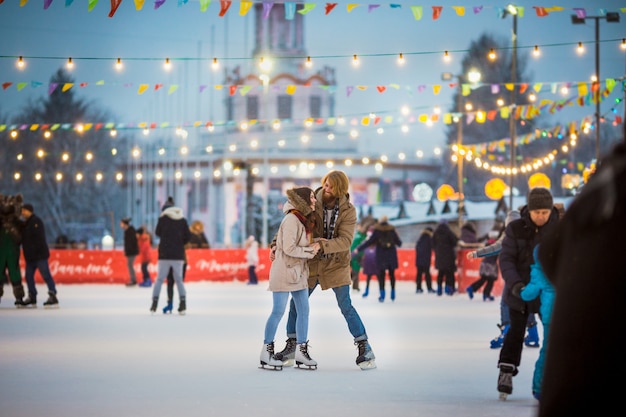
295, 342, 317, 370
259, 342, 283, 371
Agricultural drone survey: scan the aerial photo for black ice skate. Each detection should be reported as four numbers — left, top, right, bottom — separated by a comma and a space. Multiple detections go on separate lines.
274, 337, 296, 367
355, 340, 377, 370
497, 363, 516, 400
295, 341, 317, 370
178, 298, 186, 315
19, 295, 37, 309
43, 292, 59, 309
150, 298, 158, 314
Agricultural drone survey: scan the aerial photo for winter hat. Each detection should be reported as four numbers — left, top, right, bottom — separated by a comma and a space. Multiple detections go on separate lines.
22, 203, 34, 213
161, 196, 175, 212
527, 187, 553, 211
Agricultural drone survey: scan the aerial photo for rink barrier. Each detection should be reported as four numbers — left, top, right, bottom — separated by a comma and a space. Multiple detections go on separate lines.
18, 248, 502, 296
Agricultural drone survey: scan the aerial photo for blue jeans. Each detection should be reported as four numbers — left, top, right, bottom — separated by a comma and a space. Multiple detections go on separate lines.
264, 289, 309, 344
285, 282, 368, 342
25, 259, 57, 297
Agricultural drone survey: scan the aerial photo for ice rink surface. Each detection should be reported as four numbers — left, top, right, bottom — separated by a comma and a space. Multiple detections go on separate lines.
0, 281, 540, 417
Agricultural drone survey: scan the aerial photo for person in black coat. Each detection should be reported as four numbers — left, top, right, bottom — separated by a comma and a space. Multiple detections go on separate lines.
496, 187, 560, 399
150, 197, 191, 315
355, 215, 402, 302
120, 217, 139, 286
537, 143, 626, 416
432, 220, 459, 296
20, 203, 58, 308
414, 227, 435, 293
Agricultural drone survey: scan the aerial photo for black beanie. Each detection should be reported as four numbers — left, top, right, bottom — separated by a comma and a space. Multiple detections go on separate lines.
527, 187, 553, 211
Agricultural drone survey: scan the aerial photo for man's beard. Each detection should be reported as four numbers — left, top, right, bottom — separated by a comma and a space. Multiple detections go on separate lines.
322, 192, 337, 206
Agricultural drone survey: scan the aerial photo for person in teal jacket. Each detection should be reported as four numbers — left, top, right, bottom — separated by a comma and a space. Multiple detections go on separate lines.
520, 244, 555, 401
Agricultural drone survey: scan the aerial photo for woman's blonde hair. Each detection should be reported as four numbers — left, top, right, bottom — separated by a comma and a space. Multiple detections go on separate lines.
321, 170, 350, 197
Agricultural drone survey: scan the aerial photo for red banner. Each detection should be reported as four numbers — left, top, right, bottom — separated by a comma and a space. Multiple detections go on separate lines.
18, 249, 502, 295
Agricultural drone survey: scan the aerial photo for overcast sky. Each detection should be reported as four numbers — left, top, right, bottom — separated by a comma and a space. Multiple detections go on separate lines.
1, 0, 624, 155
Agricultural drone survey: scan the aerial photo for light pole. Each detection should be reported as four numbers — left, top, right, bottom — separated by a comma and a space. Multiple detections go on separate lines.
442, 69, 481, 230
572, 11, 620, 162
502, 4, 518, 212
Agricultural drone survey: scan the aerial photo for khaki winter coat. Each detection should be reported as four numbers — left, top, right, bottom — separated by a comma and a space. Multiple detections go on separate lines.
308, 188, 357, 290
268, 195, 317, 292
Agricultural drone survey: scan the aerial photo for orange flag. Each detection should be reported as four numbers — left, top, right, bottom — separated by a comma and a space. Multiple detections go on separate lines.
533, 7, 548, 17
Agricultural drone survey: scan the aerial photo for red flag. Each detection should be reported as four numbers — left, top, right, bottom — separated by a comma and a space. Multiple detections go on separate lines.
229, 85, 237, 96
376, 86, 386, 93
325, 3, 337, 15
109, 0, 122, 17
432, 6, 442, 20
219, 1, 232, 17
533, 7, 548, 17
2, 82, 12, 90
519, 83, 528, 94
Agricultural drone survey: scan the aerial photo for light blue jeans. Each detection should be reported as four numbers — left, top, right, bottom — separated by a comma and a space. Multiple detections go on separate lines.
264, 289, 309, 344
285, 282, 368, 342
152, 260, 186, 300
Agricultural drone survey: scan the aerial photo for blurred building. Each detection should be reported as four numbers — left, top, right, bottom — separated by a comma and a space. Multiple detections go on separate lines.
124, 4, 442, 247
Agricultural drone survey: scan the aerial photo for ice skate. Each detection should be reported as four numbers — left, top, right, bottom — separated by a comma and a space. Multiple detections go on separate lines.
162, 300, 173, 314
259, 342, 283, 371
43, 292, 59, 309
524, 323, 540, 348
274, 337, 297, 367
150, 298, 158, 314
466, 286, 474, 299
497, 363, 516, 400
355, 340, 377, 370
178, 298, 186, 315
295, 341, 317, 370
390, 288, 396, 301
490, 323, 509, 349
19, 295, 37, 309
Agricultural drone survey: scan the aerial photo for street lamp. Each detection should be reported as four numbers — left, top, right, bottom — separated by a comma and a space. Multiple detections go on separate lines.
572, 11, 620, 162
502, 3, 518, 212
442, 69, 481, 230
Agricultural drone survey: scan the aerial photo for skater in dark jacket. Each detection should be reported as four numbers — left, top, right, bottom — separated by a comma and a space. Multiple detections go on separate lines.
414, 226, 435, 293
496, 187, 559, 399
355, 215, 402, 302
150, 197, 191, 315
432, 219, 459, 296
121, 217, 139, 286
20, 203, 58, 308
538, 142, 626, 417
359, 225, 378, 298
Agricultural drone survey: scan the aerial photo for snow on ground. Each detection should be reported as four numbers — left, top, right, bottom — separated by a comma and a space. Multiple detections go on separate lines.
0, 281, 540, 417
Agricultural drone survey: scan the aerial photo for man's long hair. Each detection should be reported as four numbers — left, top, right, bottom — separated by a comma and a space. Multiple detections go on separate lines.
321, 170, 350, 197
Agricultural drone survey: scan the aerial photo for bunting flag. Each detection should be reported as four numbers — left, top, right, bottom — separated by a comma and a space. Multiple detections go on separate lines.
410, 5, 422, 20
239, 1, 252, 15
219, 0, 231, 17
324, 3, 337, 15
6, 1, 626, 20
261, 2, 272, 18
109, 0, 122, 17
432, 6, 442, 20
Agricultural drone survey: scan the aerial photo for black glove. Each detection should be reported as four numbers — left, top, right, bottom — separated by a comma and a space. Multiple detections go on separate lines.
511, 282, 525, 298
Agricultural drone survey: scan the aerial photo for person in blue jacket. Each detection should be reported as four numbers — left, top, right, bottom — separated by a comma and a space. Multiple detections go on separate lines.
520, 245, 555, 401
